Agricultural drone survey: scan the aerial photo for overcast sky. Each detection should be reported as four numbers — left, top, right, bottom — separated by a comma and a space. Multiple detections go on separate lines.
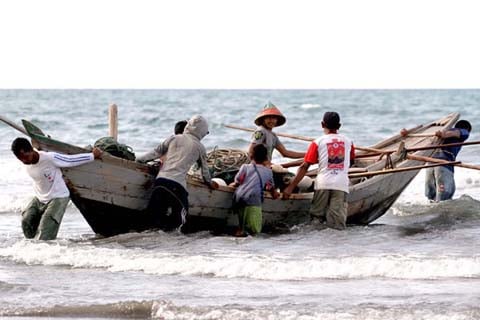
1, 0, 479, 89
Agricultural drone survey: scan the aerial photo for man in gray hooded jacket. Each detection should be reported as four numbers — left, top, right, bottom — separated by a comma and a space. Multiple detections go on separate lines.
147, 115, 218, 231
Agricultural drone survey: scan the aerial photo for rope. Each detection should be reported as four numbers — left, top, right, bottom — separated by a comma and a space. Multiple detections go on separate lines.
206, 147, 250, 176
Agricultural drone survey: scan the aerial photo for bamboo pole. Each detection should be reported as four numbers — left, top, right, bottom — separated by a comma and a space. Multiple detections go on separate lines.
0, 115, 28, 135
405, 140, 480, 152
280, 159, 304, 168
224, 124, 438, 153
348, 161, 461, 178
355, 140, 480, 158
224, 124, 313, 142
109, 104, 118, 141
407, 154, 480, 171
407, 133, 437, 137
225, 124, 480, 171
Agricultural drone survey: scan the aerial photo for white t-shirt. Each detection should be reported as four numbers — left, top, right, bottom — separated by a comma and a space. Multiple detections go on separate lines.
25, 151, 94, 203
304, 133, 354, 193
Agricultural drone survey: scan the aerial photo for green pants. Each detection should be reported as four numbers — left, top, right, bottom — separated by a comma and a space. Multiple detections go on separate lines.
22, 197, 69, 240
236, 205, 262, 235
310, 189, 348, 230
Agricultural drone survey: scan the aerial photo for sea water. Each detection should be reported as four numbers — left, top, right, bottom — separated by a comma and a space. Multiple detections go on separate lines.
0, 89, 479, 319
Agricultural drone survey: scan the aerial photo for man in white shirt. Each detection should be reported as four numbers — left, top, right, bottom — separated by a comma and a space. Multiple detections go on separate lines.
11, 137, 102, 240
282, 112, 355, 230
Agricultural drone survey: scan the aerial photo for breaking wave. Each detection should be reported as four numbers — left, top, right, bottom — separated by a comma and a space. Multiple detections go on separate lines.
2, 299, 479, 320
1, 240, 479, 281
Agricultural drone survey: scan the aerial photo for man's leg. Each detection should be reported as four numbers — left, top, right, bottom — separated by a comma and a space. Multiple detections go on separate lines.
21, 197, 43, 239
36, 197, 69, 240
309, 189, 329, 222
435, 166, 456, 201
325, 190, 348, 230
424, 168, 436, 201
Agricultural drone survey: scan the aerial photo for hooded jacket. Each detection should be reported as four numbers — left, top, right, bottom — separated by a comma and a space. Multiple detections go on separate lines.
156, 115, 212, 189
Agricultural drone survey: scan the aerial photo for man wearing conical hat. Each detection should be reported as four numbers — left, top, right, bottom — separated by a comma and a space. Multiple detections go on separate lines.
249, 101, 305, 163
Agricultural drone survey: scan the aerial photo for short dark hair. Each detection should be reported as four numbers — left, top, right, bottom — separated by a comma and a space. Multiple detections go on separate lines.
11, 137, 33, 157
174, 120, 188, 135
252, 144, 268, 163
323, 111, 341, 130
455, 120, 472, 132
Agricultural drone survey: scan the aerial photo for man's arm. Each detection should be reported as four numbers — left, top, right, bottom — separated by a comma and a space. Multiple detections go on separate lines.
198, 148, 218, 189
282, 162, 311, 199
136, 136, 173, 163
276, 142, 305, 159
51, 147, 102, 168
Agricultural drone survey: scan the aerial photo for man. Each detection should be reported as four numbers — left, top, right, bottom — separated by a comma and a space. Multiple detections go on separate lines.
11, 137, 102, 240
283, 112, 355, 230
249, 102, 305, 189
136, 120, 187, 163
146, 115, 218, 231
402, 120, 472, 202
249, 101, 305, 163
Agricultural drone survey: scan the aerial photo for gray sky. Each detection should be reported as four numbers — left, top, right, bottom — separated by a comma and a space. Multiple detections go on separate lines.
1, 0, 479, 89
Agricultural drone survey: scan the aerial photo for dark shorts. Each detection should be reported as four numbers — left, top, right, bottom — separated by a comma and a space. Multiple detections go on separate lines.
148, 178, 189, 231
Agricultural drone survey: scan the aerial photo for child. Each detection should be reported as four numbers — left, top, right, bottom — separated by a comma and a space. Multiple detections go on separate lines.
230, 144, 279, 236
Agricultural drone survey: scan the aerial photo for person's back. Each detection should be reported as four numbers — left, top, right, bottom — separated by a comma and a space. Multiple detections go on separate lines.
283, 111, 355, 230
157, 115, 211, 188
313, 132, 353, 193
233, 163, 275, 206
231, 144, 278, 236
136, 120, 187, 164
147, 115, 217, 232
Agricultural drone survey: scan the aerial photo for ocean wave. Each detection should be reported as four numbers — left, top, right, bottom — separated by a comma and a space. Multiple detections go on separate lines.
392, 195, 480, 223
0, 300, 154, 318
1, 241, 479, 281
1, 299, 478, 320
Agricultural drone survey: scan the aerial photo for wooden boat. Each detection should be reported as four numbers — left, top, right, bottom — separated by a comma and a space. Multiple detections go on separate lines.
3, 113, 459, 236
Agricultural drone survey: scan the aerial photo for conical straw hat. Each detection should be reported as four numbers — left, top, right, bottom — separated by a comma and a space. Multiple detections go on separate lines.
254, 101, 286, 127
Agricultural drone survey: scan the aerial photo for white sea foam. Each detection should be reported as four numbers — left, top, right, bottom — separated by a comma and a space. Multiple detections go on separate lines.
1, 241, 478, 280
300, 103, 322, 109
395, 167, 480, 209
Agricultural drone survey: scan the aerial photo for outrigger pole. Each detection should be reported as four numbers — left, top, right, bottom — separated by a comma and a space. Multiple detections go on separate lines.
0, 115, 28, 135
